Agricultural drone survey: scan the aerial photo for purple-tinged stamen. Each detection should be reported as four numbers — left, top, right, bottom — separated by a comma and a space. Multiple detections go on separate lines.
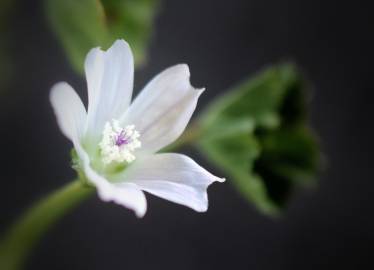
115, 131, 130, 146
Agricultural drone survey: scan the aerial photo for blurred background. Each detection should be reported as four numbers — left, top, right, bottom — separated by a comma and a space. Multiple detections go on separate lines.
0, 0, 373, 269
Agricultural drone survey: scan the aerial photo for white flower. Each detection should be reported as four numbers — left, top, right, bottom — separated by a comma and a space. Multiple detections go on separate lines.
50, 39, 225, 217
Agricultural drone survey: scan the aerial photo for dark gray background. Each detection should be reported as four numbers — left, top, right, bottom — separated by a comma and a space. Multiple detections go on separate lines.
0, 0, 373, 269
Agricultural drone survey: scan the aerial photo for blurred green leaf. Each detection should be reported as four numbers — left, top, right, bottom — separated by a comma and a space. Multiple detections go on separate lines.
197, 63, 320, 216
45, 0, 159, 74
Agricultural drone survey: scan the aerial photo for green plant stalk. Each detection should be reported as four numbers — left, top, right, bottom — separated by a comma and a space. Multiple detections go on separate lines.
161, 123, 201, 152
0, 180, 94, 270
0, 126, 198, 270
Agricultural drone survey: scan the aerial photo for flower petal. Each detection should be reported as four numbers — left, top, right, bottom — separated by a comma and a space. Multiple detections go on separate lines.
112, 153, 225, 212
50, 82, 86, 142
75, 142, 147, 218
121, 64, 203, 154
84, 47, 105, 134
85, 39, 134, 139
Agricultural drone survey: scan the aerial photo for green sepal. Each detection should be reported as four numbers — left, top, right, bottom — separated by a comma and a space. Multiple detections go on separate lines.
44, 0, 159, 74
70, 148, 88, 185
196, 63, 321, 216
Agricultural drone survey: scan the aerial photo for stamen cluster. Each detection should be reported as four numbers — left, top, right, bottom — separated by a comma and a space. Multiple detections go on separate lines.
99, 120, 141, 165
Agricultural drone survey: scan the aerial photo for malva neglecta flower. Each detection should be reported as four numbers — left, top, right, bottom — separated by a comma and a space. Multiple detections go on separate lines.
50, 39, 225, 217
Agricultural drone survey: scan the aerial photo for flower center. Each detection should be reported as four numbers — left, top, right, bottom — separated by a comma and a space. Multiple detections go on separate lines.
99, 120, 141, 165
115, 130, 129, 146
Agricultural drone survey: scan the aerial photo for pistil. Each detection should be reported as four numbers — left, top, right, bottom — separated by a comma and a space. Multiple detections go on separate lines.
99, 120, 141, 165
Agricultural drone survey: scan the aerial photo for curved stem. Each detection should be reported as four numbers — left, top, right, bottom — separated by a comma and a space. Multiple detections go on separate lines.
0, 125, 200, 270
0, 180, 94, 270
161, 123, 201, 152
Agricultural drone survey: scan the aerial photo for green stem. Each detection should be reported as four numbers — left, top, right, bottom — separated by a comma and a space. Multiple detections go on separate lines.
0, 180, 94, 270
162, 123, 201, 152
0, 125, 200, 270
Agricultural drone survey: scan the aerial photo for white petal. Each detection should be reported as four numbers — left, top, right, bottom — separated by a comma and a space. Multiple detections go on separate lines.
75, 143, 147, 218
113, 153, 225, 212
85, 40, 134, 139
84, 47, 105, 135
121, 64, 203, 154
50, 82, 86, 142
